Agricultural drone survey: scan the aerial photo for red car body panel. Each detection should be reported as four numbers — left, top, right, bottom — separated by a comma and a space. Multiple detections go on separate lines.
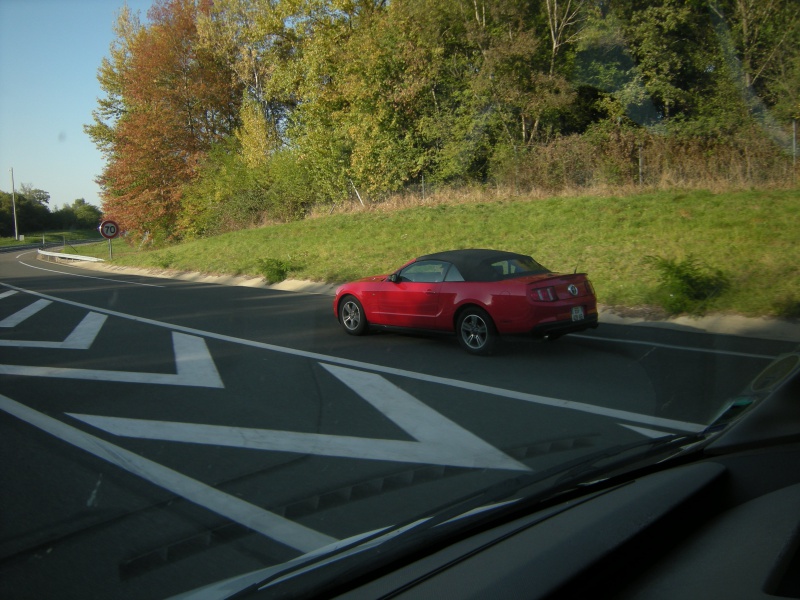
333, 250, 598, 339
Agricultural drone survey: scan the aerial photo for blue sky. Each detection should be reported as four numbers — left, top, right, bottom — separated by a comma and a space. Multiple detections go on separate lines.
0, 0, 152, 209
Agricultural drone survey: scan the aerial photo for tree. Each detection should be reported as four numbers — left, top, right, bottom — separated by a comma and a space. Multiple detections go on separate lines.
18, 185, 50, 207
0, 187, 51, 235
84, 4, 141, 157
544, 0, 585, 75
197, 0, 306, 151
53, 199, 104, 230
710, 0, 800, 121
87, 0, 242, 242
619, 0, 711, 120
289, 0, 426, 199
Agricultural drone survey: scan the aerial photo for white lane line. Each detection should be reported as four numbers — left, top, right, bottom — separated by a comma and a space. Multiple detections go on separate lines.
0, 332, 224, 388
572, 333, 774, 360
0, 312, 107, 349
414, 375, 706, 432
0, 290, 17, 300
0, 282, 711, 432
68, 364, 530, 472
0, 394, 336, 553
0, 299, 51, 327
17, 260, 165, 288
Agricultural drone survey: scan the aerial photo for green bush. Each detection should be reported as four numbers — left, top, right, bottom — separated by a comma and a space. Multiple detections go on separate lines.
258, 258, 290, 284
645, 255, 730, 316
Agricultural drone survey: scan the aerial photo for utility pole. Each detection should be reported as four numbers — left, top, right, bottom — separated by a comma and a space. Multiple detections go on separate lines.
9, 168, 19, 240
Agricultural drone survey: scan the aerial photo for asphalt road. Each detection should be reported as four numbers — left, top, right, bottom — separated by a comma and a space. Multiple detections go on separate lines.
1, 250, 795, 599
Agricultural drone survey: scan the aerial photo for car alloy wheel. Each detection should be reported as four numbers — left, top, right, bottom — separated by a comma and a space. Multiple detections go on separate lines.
457, 307, 496, 355
339, 295, 367, 335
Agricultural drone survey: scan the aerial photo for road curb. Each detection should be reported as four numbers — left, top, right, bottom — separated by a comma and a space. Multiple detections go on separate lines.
68, 260, 340, 295
60, 258, 800, 343
597, 310, 800, 344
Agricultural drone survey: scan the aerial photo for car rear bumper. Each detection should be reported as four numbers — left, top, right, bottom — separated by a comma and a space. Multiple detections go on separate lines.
530, 313, 599, 338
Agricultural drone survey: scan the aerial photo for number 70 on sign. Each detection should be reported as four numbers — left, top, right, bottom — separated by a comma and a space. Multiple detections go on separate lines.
99, 220, 120, 259
99, 220, 120, 239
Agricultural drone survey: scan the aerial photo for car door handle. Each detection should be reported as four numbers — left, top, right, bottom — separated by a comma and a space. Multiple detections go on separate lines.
425, 290, 436, 295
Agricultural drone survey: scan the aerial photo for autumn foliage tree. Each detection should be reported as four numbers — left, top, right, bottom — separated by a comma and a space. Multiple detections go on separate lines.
87, 0, 241, 241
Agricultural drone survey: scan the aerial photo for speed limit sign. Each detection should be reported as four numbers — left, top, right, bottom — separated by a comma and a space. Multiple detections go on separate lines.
99, 220, 120, 239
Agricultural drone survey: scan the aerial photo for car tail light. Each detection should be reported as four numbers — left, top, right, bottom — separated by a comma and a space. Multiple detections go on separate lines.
530, 286, 557, 302
585, 280, 595, 295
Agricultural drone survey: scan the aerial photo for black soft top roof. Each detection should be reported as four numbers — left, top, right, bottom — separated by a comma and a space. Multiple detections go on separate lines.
415, 249, 546, 282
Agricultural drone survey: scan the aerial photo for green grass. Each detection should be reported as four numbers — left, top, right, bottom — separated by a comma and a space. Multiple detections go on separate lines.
75, 188, 800, 318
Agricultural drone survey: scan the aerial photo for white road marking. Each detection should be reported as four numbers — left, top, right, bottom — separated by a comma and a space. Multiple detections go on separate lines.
62, 312, 107, 349
68, 365, 529, 471
407, 374, 707, 432
0, 312, 107, 349
322, 364, 529, 470
0, 299, 51, 327
17, 259, 165, 288
68, 413, 529, 471
0, 290, 17, 300
0, 282, 714, 432
572, 333, 774, 360
0, 394, 336, 552
0, 332, 224, 388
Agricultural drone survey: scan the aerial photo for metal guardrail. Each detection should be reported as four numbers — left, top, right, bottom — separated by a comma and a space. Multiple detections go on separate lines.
37, 248, 105, 263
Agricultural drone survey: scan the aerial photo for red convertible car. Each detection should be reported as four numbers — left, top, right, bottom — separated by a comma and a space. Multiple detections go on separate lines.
333, 249, 598, 354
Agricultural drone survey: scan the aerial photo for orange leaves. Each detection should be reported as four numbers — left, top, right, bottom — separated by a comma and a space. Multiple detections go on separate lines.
94, 0, 242, 241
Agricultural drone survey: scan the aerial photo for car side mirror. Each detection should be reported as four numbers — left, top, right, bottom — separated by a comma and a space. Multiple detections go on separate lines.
388, 273, 399, 283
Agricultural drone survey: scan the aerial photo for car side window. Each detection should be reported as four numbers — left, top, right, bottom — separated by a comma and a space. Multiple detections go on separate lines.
488, 257, 548, 278
399, 260, 448, 283
490, 260, 509, 277
444, 264, 464, 281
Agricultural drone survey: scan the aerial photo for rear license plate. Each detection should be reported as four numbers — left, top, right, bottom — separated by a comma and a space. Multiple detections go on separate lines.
571, 306, 584, 321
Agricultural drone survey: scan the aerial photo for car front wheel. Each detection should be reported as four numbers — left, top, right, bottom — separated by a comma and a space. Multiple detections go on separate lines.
339, 295, 368, 336
457, 307, 496, 355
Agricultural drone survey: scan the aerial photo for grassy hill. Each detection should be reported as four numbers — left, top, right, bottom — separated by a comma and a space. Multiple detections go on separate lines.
77, 188, 800, 319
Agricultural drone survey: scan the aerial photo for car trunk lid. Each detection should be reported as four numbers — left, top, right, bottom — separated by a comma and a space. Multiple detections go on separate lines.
521, 272, 595, 301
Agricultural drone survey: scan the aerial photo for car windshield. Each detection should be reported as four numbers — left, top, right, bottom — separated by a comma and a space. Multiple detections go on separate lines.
1, 1, 798, 599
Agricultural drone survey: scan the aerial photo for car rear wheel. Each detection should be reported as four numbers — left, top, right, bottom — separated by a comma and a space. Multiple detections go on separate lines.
339, 295, 368, 335
457, 307, 496, 355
